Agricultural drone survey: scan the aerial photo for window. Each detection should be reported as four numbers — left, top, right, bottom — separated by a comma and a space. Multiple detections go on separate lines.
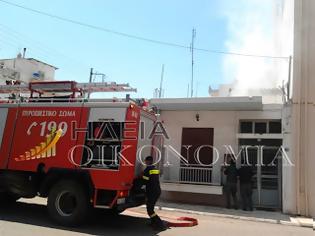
87, 122, 124, 141
269, 121, 282, 133
240, 121, 253, 133
239, 120, 282, 134
81, 122, 125, 170
254, 122, 267, 134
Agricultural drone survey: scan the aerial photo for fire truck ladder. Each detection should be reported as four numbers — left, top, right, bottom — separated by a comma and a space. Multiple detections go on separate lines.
0, 80, 137, 98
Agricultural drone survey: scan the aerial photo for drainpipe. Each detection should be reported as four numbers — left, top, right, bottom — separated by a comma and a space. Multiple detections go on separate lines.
294, 0, 303, 216
303, 39, 309, 217
301, 0, 310, 217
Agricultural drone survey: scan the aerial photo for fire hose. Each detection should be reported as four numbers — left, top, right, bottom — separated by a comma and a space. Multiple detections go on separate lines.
127, 209, 198, 227
164, 216, 198, 227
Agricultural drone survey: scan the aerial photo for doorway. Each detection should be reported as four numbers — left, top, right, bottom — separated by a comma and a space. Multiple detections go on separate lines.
180, 128, 214, 184
239, 139, 282, 209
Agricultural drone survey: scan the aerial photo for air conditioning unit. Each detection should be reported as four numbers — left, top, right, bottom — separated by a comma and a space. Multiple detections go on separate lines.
32, 71, 45, 80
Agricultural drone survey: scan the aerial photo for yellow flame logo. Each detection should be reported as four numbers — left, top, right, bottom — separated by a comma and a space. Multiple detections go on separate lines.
15, 128, 63, 162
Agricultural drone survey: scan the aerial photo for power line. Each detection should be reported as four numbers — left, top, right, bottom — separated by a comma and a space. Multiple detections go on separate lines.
0, 0, 289, 60
0, 0, 188, 49
0, 23, 91, 70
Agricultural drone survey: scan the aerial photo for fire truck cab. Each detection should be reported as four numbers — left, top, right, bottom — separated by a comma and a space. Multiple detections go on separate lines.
0, 81, 161, 226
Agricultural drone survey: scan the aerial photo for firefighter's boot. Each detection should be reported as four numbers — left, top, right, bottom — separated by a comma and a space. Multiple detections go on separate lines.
151, 215, 168, 231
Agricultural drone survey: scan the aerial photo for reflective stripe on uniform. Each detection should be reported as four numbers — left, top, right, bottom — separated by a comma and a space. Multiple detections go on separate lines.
143, 176, 149, 180
149, 169, 160, 175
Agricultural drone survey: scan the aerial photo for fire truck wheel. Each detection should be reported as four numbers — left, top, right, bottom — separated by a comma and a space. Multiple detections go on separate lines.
47, 180, 90, 226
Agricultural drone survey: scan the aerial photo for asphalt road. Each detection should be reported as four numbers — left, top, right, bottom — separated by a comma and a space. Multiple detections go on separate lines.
0, 199, 313, 236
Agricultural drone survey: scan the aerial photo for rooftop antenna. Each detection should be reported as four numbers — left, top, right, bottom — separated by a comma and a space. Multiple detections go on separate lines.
187, 83, 190, 97
159, 64, 164, 98
190, 28, 196, 97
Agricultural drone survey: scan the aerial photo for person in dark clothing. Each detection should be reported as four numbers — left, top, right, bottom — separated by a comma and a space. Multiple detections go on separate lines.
142, 156, 166, 230
238, 165, 254, 211
224, 159, 238, 209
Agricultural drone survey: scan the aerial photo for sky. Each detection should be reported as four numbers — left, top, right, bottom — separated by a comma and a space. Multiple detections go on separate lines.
0, 0, 291, 98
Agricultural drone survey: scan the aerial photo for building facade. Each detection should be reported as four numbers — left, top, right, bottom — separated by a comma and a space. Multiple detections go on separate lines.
151, 97, 285, 210
148, 0, 315, 218
0, 54, 57, 84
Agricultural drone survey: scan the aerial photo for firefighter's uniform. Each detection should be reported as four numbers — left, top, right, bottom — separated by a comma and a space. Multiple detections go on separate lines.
142, 165, 162, 226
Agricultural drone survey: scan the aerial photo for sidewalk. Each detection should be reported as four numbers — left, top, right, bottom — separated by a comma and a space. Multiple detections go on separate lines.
20, 197, 315, 229
155, 201, 314, 229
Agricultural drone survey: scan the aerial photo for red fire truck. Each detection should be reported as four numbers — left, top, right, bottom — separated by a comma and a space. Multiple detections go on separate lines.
0, 80, 161, 226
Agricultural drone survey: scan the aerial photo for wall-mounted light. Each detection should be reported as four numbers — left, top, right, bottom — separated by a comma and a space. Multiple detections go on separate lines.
196, 113, 200, 122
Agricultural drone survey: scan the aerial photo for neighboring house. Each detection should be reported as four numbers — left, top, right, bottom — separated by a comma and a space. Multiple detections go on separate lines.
0, 54, 57, 84
290, 0, 315, 218
151, 97, 287, 211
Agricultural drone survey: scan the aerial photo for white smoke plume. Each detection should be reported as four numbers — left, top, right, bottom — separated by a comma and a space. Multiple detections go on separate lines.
221, 0, 294, 96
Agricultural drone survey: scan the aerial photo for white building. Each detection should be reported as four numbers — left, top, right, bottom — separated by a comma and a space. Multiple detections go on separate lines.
151, 97, 284, 209
148, 0, 315, 217
0, 54, 57, 84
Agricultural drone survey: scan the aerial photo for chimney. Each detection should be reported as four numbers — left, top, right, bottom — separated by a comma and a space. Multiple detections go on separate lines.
23, 48, 26, 58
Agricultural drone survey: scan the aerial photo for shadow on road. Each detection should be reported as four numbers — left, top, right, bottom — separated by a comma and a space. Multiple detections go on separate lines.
0, 202, 162, 236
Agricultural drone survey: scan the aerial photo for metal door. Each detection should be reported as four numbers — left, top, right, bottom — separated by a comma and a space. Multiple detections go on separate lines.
239, 139, 282, 209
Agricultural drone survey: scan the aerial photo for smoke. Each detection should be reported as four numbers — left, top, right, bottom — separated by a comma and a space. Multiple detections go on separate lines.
221, 0, 294, 96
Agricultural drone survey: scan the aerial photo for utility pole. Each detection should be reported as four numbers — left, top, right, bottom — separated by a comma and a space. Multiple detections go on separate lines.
89, 68, 107, 83
88, 68, 93, 98
88, 68, 107, 98
190, 28, 196, 97
89, 68, 93, 83
159, 64, 164, 98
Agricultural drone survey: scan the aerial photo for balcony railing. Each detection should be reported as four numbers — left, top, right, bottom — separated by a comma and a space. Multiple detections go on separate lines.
163, 165, 216, 185
179, 166, 212, 185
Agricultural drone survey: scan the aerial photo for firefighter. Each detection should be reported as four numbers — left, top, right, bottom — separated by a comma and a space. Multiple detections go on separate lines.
238, 165, 254, 211
142, 156, 166, 230
224, 159, 238, 209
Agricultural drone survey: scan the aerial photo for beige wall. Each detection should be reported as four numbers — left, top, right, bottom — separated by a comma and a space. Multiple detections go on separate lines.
160, 110, 238, 185
291, 0, 315, 217
1, 58, 55, 83
160, 107, 282, 186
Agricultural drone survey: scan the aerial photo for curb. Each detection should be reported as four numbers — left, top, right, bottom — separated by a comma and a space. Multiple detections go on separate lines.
153, 205, 314, 229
